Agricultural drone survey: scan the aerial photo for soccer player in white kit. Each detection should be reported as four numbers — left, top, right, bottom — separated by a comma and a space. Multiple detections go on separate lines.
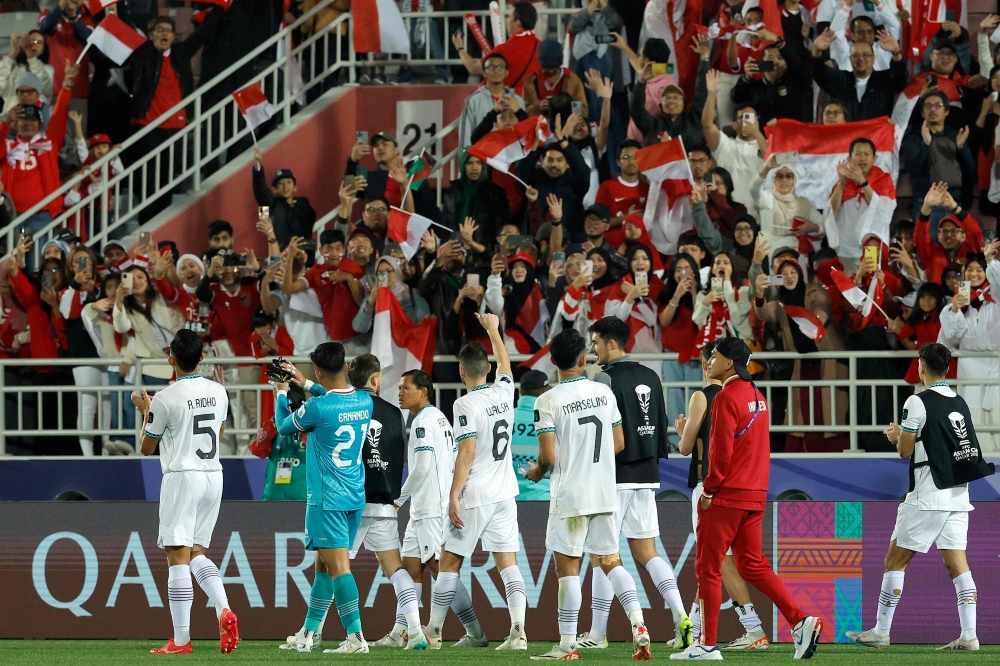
131, 329, 238, 655
427, 313, 528, 650
396, 369, 487, 648
525, 329, 652, 661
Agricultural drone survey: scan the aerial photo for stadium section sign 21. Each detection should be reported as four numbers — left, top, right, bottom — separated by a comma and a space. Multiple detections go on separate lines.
1, 502, 997, 643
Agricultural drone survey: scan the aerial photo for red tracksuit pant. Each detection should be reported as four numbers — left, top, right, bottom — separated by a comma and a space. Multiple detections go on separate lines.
695, 503, 806, 646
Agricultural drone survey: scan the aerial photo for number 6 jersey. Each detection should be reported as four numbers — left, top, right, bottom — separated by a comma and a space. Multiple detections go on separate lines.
452, 373, 520, 509
144, 374, 229, 474
534, 375, 622, 518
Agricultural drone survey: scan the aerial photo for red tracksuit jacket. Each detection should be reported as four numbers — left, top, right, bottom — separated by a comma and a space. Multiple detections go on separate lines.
703, 376, 770, 510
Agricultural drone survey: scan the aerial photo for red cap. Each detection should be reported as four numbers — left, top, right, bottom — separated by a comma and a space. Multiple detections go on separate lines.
508, 252, 536, 268
88, 134, 112, 148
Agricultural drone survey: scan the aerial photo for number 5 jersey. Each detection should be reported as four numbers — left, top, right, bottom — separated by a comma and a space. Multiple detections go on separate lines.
145, 374, 229, 474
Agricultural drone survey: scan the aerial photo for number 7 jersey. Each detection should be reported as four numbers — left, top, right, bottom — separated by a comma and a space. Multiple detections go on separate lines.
144, 374, 229, 474
534, 375, 622, 517
452, 373, 520, 509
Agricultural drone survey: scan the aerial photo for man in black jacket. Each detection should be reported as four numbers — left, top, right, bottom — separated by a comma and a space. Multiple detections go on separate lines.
344, 132, 441, 222
629, 57, 710, 149
515, 138, 591, 241
251, 147, 317, 249
810, 28, 907, 121
732, 42, 812, 124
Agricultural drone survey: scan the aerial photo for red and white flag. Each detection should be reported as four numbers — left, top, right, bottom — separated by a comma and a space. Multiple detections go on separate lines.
352, 0, 409, 54
371, 289, 437, 406
86, 13, 146, 65
764, 117, 897, 211
830, 268, 868, 309
782, 304, 825, 342
232, 83, 276, 131
387, 207, 434, 260
518, 343, 556, 379
635, 138, 694, 256
466, 117, 541, 173
741, 0, 784, 38
88, 0, 120, 14
909, 0, 967, 61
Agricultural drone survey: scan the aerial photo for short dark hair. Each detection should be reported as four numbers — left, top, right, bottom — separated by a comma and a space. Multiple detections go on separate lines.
458, 342, 490, 379
364, 194, 390, 208
348, 353, 381, 389
251, 308, 275, 329
483, 52, 509, 69
678, 232, 708, 255
148, 16, 176, 33
812, 246, 838, 267
169, 329, 203, 373
550, 329, 587, 371
310, 342, 347, 376
850, 15, 876, 33
642, 37, 670, 64
849, 137, 877, 157
891, 219, 915, 239
402, 369, 434, 401
513, 2, 537, 30
688, 143, 712, 160
701, 339, 719, 362
921, 89, 949, 109
320, 229, 345, 247
207, 220, 233, 238
618, 139, 643, 154
590, 317, 630, 351
919, 342, 951, 377
825, 100, 851, 122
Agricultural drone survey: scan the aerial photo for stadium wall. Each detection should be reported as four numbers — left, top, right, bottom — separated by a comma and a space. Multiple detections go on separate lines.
2, 501, 997, 643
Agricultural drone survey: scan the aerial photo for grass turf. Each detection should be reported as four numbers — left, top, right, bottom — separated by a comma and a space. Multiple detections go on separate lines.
0, 641, 996, 665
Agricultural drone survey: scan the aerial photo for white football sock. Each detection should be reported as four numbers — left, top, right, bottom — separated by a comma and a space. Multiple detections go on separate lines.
645, 556, 686, 625
953, 571, 977, 641
167, 564, 193, 646
317, 609, 328, 635
451, 578, 483, 638
390, 569, 422, 634
428, 571, 459, 635
558, 576, 582, 648
690, 601, 702, 644
876, 571, 905, 636
414, 581, 423, 608
606, 565, 644, 627
190, 554, 230, 619
499, 565, 527, 633
589, 566, 613, 640
734, 603, 762, 632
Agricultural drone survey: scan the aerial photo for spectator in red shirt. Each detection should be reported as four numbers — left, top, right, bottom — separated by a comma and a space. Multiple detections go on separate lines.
594, 138, 648, 247
0, 61, 78, 236
153, 251, 209, 336
282, 230, 366, 354
453, 2, 541, 96
38, 0, 93, 100
250, 307, 293, 427
914, 183, 983, 284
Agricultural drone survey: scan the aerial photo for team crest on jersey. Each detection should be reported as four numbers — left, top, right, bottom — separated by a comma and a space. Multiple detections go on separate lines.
415, 427, 425, 438
438, 418, 448, 427
902, 409, 908, 420
239, 294, 251, 307
534, 409, 540, 423
296, 405, 307, 418
147, 411, 154, 424
459, 415, 467, 426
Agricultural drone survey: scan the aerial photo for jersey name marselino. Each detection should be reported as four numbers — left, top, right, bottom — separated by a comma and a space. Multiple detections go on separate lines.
561, 395, 608, 415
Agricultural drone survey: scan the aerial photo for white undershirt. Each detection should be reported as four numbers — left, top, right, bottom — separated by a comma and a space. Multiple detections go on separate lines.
854, 74, 870, 102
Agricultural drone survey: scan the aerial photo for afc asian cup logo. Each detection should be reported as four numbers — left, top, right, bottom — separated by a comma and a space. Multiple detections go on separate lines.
948, 412, 968, 439
635, 384, 652, 415
367, 419, 383, 450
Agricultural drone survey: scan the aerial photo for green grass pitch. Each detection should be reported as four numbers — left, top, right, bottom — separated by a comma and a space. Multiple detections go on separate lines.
0, 641, 995, 665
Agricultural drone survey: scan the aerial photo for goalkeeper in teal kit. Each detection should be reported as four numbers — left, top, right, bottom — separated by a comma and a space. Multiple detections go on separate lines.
274, 342, 372, 654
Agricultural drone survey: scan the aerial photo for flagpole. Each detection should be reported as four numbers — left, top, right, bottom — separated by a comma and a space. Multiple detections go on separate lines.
249, 125, 259, 149
75, 43, 92, 65
505, 170, 531, 189
400, 147, 424, 209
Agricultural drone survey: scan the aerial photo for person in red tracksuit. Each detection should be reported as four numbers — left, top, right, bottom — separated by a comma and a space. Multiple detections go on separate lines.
675, 337, 822, 661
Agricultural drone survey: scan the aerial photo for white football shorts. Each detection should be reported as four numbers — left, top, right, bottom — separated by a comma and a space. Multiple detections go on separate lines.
444, 497, 520, 558
891, 502, 969, 553
401, 516, 443, 563
350, 516, 400, 559
613, 488, 659, 539
545, 512, 618, 558
158, 471, 223, 549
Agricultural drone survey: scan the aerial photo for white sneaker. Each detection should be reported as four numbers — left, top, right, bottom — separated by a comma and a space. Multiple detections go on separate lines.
373, 630, 407, 647
496, 631, 528, 650
453, 632, 490, 647
791, 616, 823, 660
937, 637, 979, 650
633, 624, 652, 661
530, 644, 580, 660
845, 627, 889, 649
575, 631, 608, 648
405, 630, 429, 650
294, 632, 314, 653
423, 627, 442, 650
324, 633, 369, 654
724, 627, 769, 650
669, 645, 723, 660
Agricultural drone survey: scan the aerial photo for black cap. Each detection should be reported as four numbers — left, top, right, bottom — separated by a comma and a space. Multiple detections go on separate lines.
585, 204, 611, 224
519, 370, 549, 391
715, 337, 753, 381
370, 131, 397, 146
272, 168, 296, 186
932, 38, 958, 55
53, 228, 80, 244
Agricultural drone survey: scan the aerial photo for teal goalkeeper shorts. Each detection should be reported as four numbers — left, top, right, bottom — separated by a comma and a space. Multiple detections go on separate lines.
305, 505, 363, 550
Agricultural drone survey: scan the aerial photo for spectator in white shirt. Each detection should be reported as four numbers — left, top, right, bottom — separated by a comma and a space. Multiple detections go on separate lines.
702, 70, 767, 210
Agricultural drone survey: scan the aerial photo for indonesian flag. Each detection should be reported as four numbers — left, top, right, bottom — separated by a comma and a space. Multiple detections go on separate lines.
783, 304, 825, 342
793, 217, 823, 255
860, 278, 884, 327
891, 74, 965, 136
518, 343, 556, 379
830, 268, 868, 309
352, 0, 409, 54
466, 117, 541, 172
232, 83, 276, 131
371, 289, 436, 406
86, 13, 146, 66
504, 285, 550, 354
635, 138, 694, 256
764, 117, 897, 211
88, 0, 120, 14
387, 207, 433, 260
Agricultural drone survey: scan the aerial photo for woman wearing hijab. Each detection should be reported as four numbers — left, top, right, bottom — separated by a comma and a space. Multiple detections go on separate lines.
441, 153, 511, 264
730, 214, 759, 275
941, 245, 1000, 452
703, 166, 748, 240
485, 253, 550, 354
353, 255, 431, 335
753, 258, 847, 452
752, 156, 824, 260
549, 246, 619, 340
605, 243, 664, 356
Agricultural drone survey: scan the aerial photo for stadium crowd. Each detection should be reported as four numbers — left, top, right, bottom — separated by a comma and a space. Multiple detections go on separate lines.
3, 0, 1000, 460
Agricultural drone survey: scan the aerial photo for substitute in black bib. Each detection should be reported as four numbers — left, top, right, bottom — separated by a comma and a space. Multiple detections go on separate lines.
585, 317, 693, 650
848, 343, 994, 652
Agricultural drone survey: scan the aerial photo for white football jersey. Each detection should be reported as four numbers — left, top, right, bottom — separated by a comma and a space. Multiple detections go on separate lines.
144, 374, 229, 474
452, 373, 520, 509
534, 375, 622, 518
402, 404, 456, 519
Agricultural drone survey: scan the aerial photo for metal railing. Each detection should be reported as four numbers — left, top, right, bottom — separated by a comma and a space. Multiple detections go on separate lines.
4, 350, 1000, 457
4, 0, 355, 259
